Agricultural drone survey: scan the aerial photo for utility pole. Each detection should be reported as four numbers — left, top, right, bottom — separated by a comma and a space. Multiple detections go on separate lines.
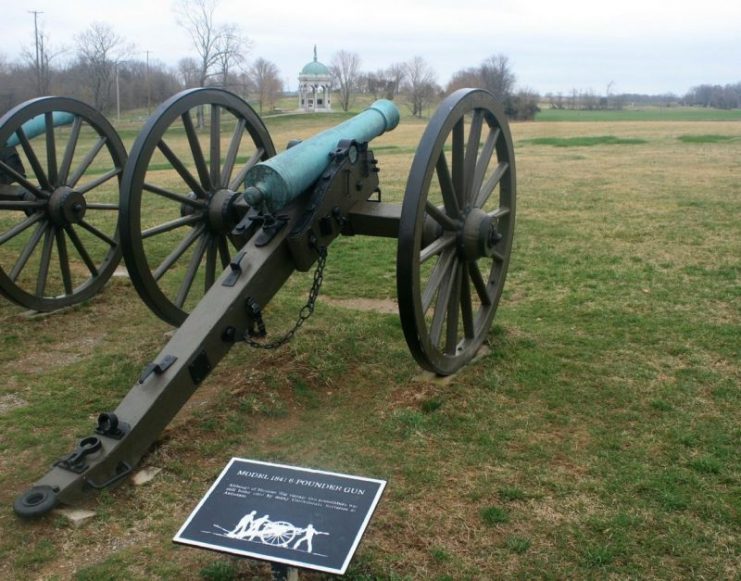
29, 10, 44, 95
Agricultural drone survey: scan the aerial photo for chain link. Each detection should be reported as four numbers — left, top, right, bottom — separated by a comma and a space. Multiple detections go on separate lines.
242, 245, 327, 350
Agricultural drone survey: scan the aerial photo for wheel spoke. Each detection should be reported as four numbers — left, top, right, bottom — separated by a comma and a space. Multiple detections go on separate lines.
158, 139, 206, 197
435, 152, 461, 219
460, 266, 475, 339
10, 220, 47, 281
143, 182, 207, 208
175, 232, 209, 308
205, 234, 217, 291
78, 219, 116, 247
218, 235, 231, 268
44, 112, 58, 186
0, 211, 44, 245
487, 207, 510, 220
15, 127, 50, 191
210, 104, 221, 189
65, 224, 99, 276
469, 261, 492, 306
68, 136, 106, 188
59, 116, 83, 185
0, 200, 46, 210
36, 224, 55, 296
425, 201, 458, 231
181, 111, 211, 192
152, 224, 205, 281
452, 119, 465, 208
420, 234, 455, 264
221, 118, 246, 186
0, 159, 46, 198
463, 110, 484, 205
422, 248, 455, 313
86, 203, 119, 210
474, 161, 509, 209
141, 214, 202, 239
445, 260, 463, 355
229, 147, 263, 191
471, 127, 499, 202
76, 167, 121, 195
55, 227, 73, 295
430, 259, 458, 347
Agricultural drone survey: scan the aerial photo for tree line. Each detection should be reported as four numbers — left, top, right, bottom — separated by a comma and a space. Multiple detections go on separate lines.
1, 0, 738, 119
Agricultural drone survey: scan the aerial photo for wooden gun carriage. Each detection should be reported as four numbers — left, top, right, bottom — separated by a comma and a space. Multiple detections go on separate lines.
1, 87, 516, 517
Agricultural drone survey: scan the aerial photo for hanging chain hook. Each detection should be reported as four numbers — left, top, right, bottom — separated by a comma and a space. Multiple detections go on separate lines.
243, 241, 327, 350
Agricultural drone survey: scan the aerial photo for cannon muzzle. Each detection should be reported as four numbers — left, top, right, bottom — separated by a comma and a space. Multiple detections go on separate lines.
244, 99, 399, 211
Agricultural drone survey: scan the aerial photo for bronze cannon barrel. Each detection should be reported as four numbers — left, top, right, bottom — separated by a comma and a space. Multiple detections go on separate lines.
243, 99, 400, 212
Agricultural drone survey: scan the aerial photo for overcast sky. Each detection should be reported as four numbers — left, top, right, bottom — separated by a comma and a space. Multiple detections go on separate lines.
1, 0, 739, 96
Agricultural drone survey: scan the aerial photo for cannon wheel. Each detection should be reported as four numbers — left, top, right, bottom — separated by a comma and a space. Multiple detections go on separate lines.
120, 88, 275, 326
260, 521, 296, 546
397, 89, 516, 375
0, 97, 126, 311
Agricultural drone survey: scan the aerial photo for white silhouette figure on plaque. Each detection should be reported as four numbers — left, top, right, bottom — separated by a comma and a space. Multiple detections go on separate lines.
293, 523, 329, 553
227, 510, 256, 538
245, 514, 271, 540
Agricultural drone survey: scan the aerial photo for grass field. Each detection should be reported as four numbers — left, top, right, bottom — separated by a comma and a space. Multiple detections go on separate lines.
0, 104, 739, 580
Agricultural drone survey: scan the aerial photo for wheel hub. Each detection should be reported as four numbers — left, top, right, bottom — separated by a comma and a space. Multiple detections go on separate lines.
48, 186, 86, 225
460, 207, 501, 260
207, 189, 240, 233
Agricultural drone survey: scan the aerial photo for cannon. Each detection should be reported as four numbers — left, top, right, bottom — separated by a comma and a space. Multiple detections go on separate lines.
13, 87, 516, 517
0, 97, 126, 311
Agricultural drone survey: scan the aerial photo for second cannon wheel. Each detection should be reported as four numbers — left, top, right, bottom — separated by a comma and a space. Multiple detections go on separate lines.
119, 88, 275, 326
397, 89, 516, 375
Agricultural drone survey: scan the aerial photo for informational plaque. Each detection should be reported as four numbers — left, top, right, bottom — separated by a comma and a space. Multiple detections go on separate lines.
173, 458, 386, 575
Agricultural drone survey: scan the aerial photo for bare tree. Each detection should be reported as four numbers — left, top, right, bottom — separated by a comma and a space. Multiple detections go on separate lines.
385, 63, 406, 98
216, 23, 252, 90
174, 0, 221, 88
480, 54, 515, 103
331, 50, 361, 112
21, 24, 64, 96
75, 22, 130, 111
178, 57, 201, 88
249, 58, 282, 114
445, 66, 481, 94
402, 56, 438, 117
175, 0, 251, 123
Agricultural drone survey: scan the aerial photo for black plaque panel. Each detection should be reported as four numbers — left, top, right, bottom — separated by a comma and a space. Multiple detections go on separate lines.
173, 458, 386, 574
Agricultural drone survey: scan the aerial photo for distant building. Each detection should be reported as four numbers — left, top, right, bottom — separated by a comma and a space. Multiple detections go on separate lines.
298, 46, 332, 112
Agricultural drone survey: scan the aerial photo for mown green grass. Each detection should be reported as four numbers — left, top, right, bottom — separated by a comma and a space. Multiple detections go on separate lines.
536, 107, 741, 122
521, 135, 648, 147
0, 110, 738, 580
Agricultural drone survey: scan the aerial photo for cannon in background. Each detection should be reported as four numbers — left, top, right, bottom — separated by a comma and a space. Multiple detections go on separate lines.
13, 87, 516, 517
0, 99, 126, 311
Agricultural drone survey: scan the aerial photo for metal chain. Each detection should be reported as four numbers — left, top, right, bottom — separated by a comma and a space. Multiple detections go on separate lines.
242, 245, 327, 350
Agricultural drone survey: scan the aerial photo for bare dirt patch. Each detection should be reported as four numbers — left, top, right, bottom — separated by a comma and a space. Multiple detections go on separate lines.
0, 394, 27, 415
323, 296, 399, 315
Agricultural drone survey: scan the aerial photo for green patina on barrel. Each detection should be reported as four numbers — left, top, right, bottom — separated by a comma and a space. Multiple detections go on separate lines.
244, 99, 400, 212
5, 112, 75, 147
